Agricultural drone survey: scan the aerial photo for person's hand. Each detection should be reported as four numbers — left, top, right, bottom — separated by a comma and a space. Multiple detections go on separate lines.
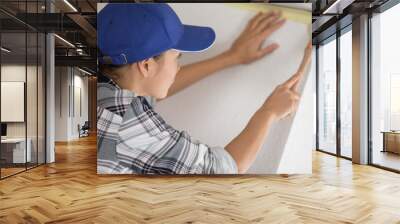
227, 11, 286, 65
261, 41, 312, 120
294, 41, 312, 80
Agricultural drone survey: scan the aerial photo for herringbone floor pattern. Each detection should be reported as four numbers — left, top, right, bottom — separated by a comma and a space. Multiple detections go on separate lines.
0, 136, 399, 224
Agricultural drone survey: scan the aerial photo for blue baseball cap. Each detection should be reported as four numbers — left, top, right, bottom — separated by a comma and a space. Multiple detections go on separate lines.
98, 3, 216, 65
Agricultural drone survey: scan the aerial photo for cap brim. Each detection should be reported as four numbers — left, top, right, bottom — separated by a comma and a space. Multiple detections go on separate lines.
172, 25, 216, 52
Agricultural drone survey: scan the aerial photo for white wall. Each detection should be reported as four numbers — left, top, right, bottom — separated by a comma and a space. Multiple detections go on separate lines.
1, 65, 26, 140
1, 65, 37, 138
54, 67, 89, 141
55, 66, 68, 141
71, 72, 89, 138
1, 64, 46, 164
155, 4, 313, 174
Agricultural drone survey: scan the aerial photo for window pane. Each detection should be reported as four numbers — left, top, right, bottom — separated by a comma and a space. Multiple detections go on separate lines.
340, 30, 352, 158
38, 32, 46, 165
0, 1, 46, 179
27, 31, 38, 169
1, 31, 28, 177
318, 38, 337, 154
371, 4, 400, 171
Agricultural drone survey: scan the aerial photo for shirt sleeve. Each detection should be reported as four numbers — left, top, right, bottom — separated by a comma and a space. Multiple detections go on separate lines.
116, 98, 238, 174
206, 146, 238, 174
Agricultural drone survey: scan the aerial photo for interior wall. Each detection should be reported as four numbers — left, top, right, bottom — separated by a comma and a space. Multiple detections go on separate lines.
155, 3, 312, 174
71, 72, 89, 138
54, 67, 89, 141
1, 65, 36, 138
54, 66, 69, 141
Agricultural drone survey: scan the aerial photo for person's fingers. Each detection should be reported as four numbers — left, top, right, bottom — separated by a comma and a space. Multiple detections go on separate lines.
298, 48, 312, 74
258, 11, 282, 33
284, 42, 312, 91
289, 93, 300, 117
249, 12, 269, 31
259, 18, 286, 39
292, 91, 300, 101
291, 71, 306, 91
296, 41, 312, 75
306, 40, 312, 49
252, 11, 278, 31
252, 12, 263, 21
294, 99, 300, 110
283, 73, 301, 89
246, 12, 263, 31
257, 43, 279, 58
291, 101, 300, 116
257, 16, 280, 34
291, 78, 301, 92
255, 11, 281, 33
289, 42, 312, 92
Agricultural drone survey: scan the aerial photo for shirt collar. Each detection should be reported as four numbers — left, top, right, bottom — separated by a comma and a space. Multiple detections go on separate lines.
108, 78, 119, 88
97, 72, 155, 117
99, 73, 122, 89
99, 72, 151, 102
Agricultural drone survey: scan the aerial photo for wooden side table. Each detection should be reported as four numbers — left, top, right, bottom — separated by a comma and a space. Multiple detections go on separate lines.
381, 131, 400, 154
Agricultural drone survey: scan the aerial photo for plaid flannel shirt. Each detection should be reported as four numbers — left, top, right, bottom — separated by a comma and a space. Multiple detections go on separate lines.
97, 75, 238, 174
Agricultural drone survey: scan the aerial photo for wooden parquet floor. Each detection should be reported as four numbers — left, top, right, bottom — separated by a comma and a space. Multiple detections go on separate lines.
0, 135, 399, 224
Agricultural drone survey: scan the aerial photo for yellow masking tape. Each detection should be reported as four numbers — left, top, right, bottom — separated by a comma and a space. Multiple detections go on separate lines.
226, 3, 311, 25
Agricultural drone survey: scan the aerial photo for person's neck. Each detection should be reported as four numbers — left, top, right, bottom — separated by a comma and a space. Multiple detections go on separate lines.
114, 76, 148, 97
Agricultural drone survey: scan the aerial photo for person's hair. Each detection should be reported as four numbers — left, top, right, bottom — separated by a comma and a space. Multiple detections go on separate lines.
99, 53, 163, 81
99, 63, 127, 81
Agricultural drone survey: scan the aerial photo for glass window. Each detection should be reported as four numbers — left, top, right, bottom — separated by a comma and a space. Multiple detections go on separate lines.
312, 46, 317, 150
340, 29, 352, 158
27, 31, 38, 169
390, 74, 400, 130
1, 30, 28, 178
371, 3, 400, 171
38, 32, 46, 165
0, 0, 46, 179
318, 37, 337, 154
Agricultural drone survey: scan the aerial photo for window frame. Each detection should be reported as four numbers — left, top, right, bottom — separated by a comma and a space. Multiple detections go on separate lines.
367, 1, 400, 173
315, 24, 353, 161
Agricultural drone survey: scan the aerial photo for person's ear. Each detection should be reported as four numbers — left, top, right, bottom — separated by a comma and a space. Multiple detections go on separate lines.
136, 57, 158, 78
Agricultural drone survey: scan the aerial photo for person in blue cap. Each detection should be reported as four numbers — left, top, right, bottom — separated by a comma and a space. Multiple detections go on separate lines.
97, 3, 311, 174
